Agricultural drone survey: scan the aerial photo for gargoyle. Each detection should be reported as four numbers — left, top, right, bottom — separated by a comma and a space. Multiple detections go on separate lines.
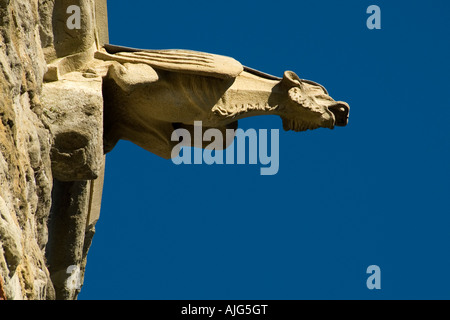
95, 44, 349, 158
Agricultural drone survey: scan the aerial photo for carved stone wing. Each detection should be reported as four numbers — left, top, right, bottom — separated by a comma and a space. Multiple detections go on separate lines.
95, 44, 244, 79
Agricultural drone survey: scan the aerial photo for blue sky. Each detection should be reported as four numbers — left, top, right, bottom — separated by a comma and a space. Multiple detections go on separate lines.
80, 0, 450, 299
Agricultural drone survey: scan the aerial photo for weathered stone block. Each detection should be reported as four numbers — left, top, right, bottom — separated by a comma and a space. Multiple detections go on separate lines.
41, 73, 103, 181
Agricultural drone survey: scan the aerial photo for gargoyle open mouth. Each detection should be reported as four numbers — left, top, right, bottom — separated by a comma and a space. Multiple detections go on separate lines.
329, 102, 350, 127
281, 101, 349, 132
282, 118, 321, 132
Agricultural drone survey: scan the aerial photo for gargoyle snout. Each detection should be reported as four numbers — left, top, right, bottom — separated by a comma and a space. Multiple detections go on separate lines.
328, 101, 349, 127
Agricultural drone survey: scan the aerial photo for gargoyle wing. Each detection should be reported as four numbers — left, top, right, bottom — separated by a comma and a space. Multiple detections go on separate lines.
95, 44, 244, 79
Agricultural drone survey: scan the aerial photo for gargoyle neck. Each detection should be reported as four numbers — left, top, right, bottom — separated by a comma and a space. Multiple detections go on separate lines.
211, 71, 286, 120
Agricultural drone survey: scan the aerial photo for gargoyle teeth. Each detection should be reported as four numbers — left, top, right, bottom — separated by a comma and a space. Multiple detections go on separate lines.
281, 117, 323, 132
282, 118, 319, 132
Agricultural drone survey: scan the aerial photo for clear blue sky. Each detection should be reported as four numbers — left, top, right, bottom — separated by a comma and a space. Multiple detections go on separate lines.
80, 0, 450, 299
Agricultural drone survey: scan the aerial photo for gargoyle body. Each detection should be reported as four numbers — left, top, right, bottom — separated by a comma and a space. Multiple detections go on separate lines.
96, 45, 349, 159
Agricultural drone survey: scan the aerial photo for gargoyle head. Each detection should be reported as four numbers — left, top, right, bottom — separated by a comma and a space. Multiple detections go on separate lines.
280, 71, 349, 132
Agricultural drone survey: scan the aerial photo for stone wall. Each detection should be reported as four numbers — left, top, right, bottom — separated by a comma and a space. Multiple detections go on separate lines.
0, 0, 108, 300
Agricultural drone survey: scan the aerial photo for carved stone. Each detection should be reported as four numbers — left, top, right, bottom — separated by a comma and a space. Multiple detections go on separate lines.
96, 45, 349, 158
0, 0, 349, 300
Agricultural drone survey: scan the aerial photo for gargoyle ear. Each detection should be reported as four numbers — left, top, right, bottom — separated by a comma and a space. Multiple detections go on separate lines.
281, 71, 302, 88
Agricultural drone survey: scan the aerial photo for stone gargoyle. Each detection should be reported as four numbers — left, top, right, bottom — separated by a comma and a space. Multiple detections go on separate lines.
95, 44, 350, 158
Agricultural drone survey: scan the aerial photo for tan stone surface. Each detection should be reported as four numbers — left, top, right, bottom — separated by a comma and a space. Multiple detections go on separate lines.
95, 0, 109, 46
0, 0, 54, 300
41, 72, 104, 181
98, 45, 349, 158
1, 0, 349, 300
0, 0, 108, 300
